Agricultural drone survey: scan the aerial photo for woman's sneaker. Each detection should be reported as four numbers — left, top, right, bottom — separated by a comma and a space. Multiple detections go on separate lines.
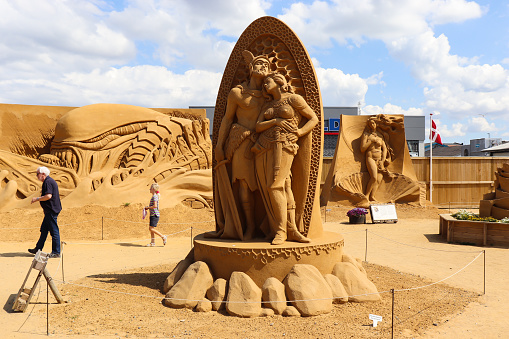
48, 252, 60, 258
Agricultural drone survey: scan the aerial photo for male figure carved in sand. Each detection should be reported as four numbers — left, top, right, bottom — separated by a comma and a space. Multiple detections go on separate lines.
214, 51, 271, 240
360, 117, 392, 202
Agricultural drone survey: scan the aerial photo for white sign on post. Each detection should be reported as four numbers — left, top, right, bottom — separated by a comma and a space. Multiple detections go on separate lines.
369, 314, 383, 327
370, 203, 398, 223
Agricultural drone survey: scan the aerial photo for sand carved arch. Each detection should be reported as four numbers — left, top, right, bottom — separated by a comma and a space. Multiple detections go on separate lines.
213, 16, 323, 236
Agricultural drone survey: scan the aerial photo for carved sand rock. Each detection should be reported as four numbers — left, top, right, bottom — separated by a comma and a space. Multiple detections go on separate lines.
332, 262, 381, 302
480, 163, 509, 219
163, 249, 194, 293
164, 261, 213, 309
282, 306, 301, 317
195, 299, 212, 313
342, 253, 367, 275
226, 272, 262, 318
262, 277, 287, 315
260, 308, 275, 317
324, 274, 349, 304
284, 264, 333, 316
206, 278, 228, 311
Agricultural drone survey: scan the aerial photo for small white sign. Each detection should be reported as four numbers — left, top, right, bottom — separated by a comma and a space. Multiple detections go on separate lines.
370, 203, 398, 223
369, 314, 382, 327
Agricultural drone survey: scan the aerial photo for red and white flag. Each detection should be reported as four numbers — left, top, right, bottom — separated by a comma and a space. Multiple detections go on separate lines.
430, 119, 442, 145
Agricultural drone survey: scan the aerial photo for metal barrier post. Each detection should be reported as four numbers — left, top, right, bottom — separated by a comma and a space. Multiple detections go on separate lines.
483, 250, 486, 295
61, 241, 65, 283
365, 228, 368, 262
391, 288, 395, 339
46, 279, 49, 335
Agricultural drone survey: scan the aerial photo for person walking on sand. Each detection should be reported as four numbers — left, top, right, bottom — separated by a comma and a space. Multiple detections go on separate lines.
28, 166, 62, 258
144, 183, 167, 247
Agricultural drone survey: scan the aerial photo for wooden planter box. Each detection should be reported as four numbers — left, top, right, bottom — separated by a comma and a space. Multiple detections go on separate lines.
439, 214, 509, 247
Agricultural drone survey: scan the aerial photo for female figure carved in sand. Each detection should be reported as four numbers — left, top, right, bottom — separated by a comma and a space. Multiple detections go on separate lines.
360, 117, 393, 202
252, 73, 317, 245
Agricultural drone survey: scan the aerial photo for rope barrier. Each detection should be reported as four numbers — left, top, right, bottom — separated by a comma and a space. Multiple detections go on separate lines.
46, 247, 483, 305
1, 218, 215, 230
60, 218, 103, 226
394, 251, 484, 292
103, 217, 214, 225
368, 230, 484, 253
13, 214, 485, 338
54, 278, 392, 304
63, 228, 192, 245
338, 229, 367, 235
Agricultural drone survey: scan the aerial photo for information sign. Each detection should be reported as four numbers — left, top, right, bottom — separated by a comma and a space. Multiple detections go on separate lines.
370, 203, 398, 223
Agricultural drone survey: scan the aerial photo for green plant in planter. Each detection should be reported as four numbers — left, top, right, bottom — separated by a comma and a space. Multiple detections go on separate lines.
452, 210, 499, 223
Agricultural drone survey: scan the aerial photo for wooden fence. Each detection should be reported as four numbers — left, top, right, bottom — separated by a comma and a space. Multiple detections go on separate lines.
322, 157, 509, 208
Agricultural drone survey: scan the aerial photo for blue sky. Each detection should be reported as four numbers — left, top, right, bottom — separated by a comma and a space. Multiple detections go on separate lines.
1, 0, 508, 145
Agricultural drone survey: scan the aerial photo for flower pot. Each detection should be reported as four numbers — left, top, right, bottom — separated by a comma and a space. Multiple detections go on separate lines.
348, 215, 366, 224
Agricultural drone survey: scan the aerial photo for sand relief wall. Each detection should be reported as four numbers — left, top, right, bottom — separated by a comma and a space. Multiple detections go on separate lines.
0, 103, 213, 211
480, 163, 509, 219
321, 114, 423, 208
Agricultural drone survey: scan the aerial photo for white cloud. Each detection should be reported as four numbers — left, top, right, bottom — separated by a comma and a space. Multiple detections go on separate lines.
388, 29, 509, 119
0, 66, 222, 107
428, 0, 487, 25
278, 0, 483, 48
106, 0, 269, 71
315, 68, 368, 106
278, 0, 509, 126
362, 103, 423, 116
468, 116, 498, 132
434, 119, 466, 137
0, 0, 135, 78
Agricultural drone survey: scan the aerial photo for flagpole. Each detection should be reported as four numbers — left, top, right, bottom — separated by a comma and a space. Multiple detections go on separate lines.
429, 113, 433, 203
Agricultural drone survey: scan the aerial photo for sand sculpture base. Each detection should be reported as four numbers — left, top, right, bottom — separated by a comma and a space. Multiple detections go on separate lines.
193, 232, 344, 287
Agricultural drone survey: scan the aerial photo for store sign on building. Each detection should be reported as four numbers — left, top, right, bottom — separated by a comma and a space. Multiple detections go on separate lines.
324, 118, 340, 134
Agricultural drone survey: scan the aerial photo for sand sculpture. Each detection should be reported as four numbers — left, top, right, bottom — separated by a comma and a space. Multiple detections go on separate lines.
0, 103, 213, 211
479, 163, 509, 219
321, 114, 423, 207
163, 16, 381, 318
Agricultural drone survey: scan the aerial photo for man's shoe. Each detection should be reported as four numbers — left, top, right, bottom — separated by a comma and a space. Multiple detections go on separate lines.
48, 252, 60, 258
28, 248, 38, 255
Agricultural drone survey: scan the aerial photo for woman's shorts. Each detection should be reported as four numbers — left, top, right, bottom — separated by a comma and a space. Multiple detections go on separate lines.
149, 215, 160, 227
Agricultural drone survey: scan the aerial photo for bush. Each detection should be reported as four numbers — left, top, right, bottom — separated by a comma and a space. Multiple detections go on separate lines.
347, 208, 368, 218
451, 210, 499, 223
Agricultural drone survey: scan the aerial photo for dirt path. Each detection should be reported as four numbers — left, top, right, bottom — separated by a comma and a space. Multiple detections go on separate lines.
1, 205, 507, 338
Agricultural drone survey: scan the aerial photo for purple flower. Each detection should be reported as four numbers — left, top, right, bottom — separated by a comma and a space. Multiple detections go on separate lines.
347, 208, 368, 217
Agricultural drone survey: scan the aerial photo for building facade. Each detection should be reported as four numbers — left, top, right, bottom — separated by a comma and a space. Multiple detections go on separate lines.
461, 138, 502, 156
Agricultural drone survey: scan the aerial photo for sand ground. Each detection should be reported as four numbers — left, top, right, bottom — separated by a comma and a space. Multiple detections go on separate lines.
0, 204, 507, 338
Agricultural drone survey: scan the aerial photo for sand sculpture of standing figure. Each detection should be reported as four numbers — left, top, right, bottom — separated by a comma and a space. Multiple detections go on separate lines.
360, 116, 393, 202
213, 51, 271, 240
252, 73, 317, 245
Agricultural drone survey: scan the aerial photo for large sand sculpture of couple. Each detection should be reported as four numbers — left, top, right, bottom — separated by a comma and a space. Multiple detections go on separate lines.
210, 51, 318, 246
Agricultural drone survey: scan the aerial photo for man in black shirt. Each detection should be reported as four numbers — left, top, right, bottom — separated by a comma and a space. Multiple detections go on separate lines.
28, 166, 62, 258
